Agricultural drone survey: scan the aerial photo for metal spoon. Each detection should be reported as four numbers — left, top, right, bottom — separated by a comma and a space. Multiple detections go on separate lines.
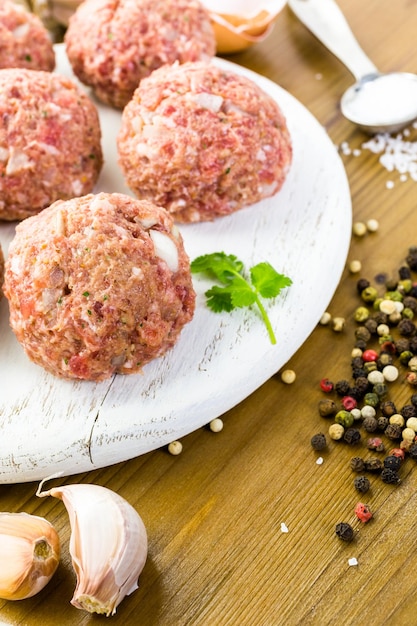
288, 0, 417, 134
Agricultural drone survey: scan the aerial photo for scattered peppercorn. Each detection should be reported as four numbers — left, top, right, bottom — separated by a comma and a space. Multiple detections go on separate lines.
335, 522, 355, 542
318, 399, 337, 417
354, 476, 371, 493
364, 458, 383, 472
380, 468, 401, 484
310, 433, 327, 451
362, 416, 378, 432
335, 380, 351, 396
408, 443, 417, 460
350, 456, 365, 472
320, 378, 334, 393
383, 455, 402, 471
385, 423, 403, 440
367, 437, 385, 452
355, 502, 373, 523
344, 428, 361, 445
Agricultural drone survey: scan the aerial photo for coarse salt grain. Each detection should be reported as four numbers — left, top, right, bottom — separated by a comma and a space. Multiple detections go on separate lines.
386, 180, 395, 189
348, 557, 358, 567
280, 522, 289, 533
316, 456, 324, 465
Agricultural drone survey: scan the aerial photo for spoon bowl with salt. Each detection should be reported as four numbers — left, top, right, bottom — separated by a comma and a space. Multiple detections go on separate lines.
288, 0, 417, 134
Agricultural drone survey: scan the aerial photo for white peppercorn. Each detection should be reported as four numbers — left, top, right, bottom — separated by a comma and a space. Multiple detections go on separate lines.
281, 369, 296, 384
353, 222, 367, 236
402, 427, 415, 442
361, 405, 376, 419
366, 218, 379, 232
367, 370, 384, 385
382, 365, 399, 382
168, 441, 183, 455
329, 423, 345, 440
209, 418, 224, 433
389, 414, 405, 428
319, 311, 332, 325
406, 417, 417, 432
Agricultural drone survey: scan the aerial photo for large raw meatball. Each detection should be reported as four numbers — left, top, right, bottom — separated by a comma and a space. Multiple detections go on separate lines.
117, 61, 292, 223
3, 192, 196, 381
64, 0, 216, 109
0, 0, 55, 71
0, 68, 103, 221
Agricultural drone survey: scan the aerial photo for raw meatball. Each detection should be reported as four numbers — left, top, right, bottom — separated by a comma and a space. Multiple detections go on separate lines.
64, 0, 216, 109
117, 61, 292, 223
0, 0, 55, 71
0, 68, 103, 221
3, 192, 196, 381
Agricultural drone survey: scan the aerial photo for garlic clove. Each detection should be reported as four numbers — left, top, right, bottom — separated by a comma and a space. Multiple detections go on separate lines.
0, 512, 60, 601
37, 482, 148, 616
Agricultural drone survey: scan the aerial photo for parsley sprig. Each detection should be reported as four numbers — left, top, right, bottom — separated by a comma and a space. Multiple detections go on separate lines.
190, 252, 292, 345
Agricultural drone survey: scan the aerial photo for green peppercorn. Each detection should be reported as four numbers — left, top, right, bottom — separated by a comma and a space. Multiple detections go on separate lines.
335, 522, 355, 542
363, 392, 380, 407
335, 410, 354, 428
402, 307, 414, 320
399, 351, 414, 365
398, 279, 413, 293
384, 290, 403, 302
361, 286, 378, 303
354, 307, 370, 322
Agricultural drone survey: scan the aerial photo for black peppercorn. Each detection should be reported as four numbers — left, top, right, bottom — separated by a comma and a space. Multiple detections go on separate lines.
401, 404, 416, 419
354, 475, 371, 493
344, 428, 361, 444
362, 416, 378, 432
373, 312, 388, 325
310, 433, 327, 451
377, 416, 389, 431
364, 457, 383, 472
355, 326, 371, 342
350, 456, 365, 472
353, 377, 370, 398
335, 522, 355, 542
356, 278, 370, 294
398, 319, 416, 336
395, 338, 410, 353
364, 318, 378, 334
406, 251, 417, 271
335, 379, 351, 396
352, 367, 367, 380
399, 266, 412, 280
383, 455, 402, 471
381, 468, 401, 484
380, 401, 397, 417
408, 443, 417, 460
384, 423, 403, 440
354, 339, 368, 351
410, 394, 417, 408
403, 296, 417, 313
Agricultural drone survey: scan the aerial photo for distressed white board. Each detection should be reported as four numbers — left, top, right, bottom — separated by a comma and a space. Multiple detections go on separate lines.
0, 45, 352, 483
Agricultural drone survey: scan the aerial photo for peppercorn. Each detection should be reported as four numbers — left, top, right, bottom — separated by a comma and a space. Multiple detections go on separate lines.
398, 319, 416, 336
406, 250, 417, 271
354, 306, 370, 322
402, 427, 415, 442
401, 404, 416, 419
367, 437, 385, 452
411, 394, 417, 407
395, 338, 410, 353
335, 522, 355, 542
355, 326, 371, 342
356, 278, 370, 294
362, 349, 379, 362
344, 428, 361, 445
353, 377, 370, 397
355, 502, 373, 523
383, 455, 402, 471
389, 414, 405, 428
362, 416, 378, 433
310, 433, 327, 451
408, 356, 417, 372
409, 337, 417, 353
373, 311, 389, 325
363, 361, 377, 374
355, 339, 367, 351
399, 266, 412, 280
382, 364, 399, 382
363, 392, 380, 408
389, 448, 405, 460
342, 396, 357, 411
372, 382, 388, 399
318, 398, 337, 417
403, 296, 417, 312
332, 317, 345, 332
380, 400, 397, 417
377, 416, 389, 431
335, 410, 354, 428
400, 350, 414, 365
334, 379, 351, 396
380, 468, 401, 485
352, 367, 367, 380
384, 423, 403, 440
319, 378, 334, 393
350, 457, 365, 472
364, 318, 378, 334
406, 372, 417, 386
354, 476, 371, 493
367, 370, 384, 385
361, 286, 378, 303
364, 458, 383, 472
406, 416, 417, 431
361, 405, 376, 419
329, 424, 344, 440
408, 443, 417, 459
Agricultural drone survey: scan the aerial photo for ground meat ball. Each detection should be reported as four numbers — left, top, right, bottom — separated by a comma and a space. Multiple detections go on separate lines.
0, 0, 55, 71
117, 61, 292, 222
0, 68, 103, 221
3, 192, 196, 381
64, 0, 216, 109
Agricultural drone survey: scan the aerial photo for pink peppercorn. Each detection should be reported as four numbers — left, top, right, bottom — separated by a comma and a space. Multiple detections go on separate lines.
320, 378, 334, 393
389, 448, 405, 460
342, 396, 357, 411
355, 502, 373, 523
362, 349, 379, 362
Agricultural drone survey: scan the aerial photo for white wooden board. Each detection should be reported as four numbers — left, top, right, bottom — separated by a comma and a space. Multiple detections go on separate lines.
0, 45, 352, 484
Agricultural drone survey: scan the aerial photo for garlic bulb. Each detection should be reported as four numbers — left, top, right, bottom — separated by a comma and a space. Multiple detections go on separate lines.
0, 512, 60, 601
37, 482, 148, 616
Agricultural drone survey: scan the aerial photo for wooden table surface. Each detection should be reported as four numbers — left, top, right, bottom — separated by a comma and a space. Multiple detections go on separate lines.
2, 0, 417, 624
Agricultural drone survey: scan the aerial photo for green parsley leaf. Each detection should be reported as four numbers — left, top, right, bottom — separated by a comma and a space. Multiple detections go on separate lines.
190, 252, 292, 345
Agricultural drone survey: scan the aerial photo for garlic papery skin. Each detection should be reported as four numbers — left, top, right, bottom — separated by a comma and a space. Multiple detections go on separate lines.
37, 482, 148, 616
0, 512, 60, 601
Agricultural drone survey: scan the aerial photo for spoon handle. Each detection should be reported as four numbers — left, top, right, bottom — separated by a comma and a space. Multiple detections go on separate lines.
288, 0, 379, 81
